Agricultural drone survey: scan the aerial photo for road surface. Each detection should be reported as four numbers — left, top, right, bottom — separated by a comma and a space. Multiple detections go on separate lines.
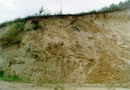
0, 81, 129, 90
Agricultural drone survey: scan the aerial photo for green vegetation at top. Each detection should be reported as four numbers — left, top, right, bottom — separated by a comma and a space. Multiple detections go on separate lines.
0, 18, 25, 29
0, 0, 130, 29
0, 20, 41, 47
89, 0, 130, 13
0, 0, 130, 47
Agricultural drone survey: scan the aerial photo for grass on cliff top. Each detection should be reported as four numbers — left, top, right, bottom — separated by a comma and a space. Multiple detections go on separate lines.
0, 0, 130, 29
0, 70, 23, 82
0, 0, 129, 47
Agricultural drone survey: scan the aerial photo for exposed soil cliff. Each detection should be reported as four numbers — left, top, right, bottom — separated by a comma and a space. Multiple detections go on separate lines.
0, 9, 130, 84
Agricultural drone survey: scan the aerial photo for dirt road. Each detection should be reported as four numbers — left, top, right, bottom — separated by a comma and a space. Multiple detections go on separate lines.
0, 81, 129, 90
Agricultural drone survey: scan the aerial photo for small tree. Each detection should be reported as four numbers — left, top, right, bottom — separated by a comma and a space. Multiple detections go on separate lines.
119, 1, 123, 7
110, 4, 119, 10
38, 7, 51, 16
39, 7, 44, 15
59, 9, 63, 15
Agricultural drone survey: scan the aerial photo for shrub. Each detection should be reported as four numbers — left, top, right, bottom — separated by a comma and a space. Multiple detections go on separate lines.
0, 22, 25, 47
32, 24, 40, 30
26, 23, 40, 31
15, 22, 25, 31
99, 7, 112, 12
98, 0, 130, 12
110, 4, 119, 10
89, 10, 97, 13
0, 21, 12, 29
0, 70, 4, 77
0, 18, 25, 29
14, 18, 25, 23
119, 2, 124, 7
26, 28, 33, 31
75, 12, 86, 15
0, 70, 23, 82
0, 75, 23, 82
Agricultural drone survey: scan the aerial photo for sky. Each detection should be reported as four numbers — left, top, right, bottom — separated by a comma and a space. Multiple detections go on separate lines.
0, 0, 126, 23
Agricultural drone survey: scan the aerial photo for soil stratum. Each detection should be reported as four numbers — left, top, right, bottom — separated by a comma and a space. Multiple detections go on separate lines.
0, 9, 130, 84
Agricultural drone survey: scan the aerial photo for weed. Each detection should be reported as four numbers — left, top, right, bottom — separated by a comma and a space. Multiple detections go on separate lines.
26, 23, 40, 31
54, 87, 58, 90
36, 80, 59, 86
89, 10, 97, 13
0, 75, 23, 82
26, 28, 33, 31
0, 70, 23, 82
97, 0, 130, 12
32, 24, 40, 30
54, 86, 64, 90
47, 80, 58, 84
0, 18, 25, 29
0, 70, 4, 77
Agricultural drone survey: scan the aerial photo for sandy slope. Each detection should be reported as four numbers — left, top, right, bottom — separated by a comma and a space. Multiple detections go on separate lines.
1, 9, 130, 83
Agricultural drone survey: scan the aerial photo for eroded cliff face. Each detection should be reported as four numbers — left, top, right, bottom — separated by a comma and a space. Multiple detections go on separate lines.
0, 10, 130, 84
